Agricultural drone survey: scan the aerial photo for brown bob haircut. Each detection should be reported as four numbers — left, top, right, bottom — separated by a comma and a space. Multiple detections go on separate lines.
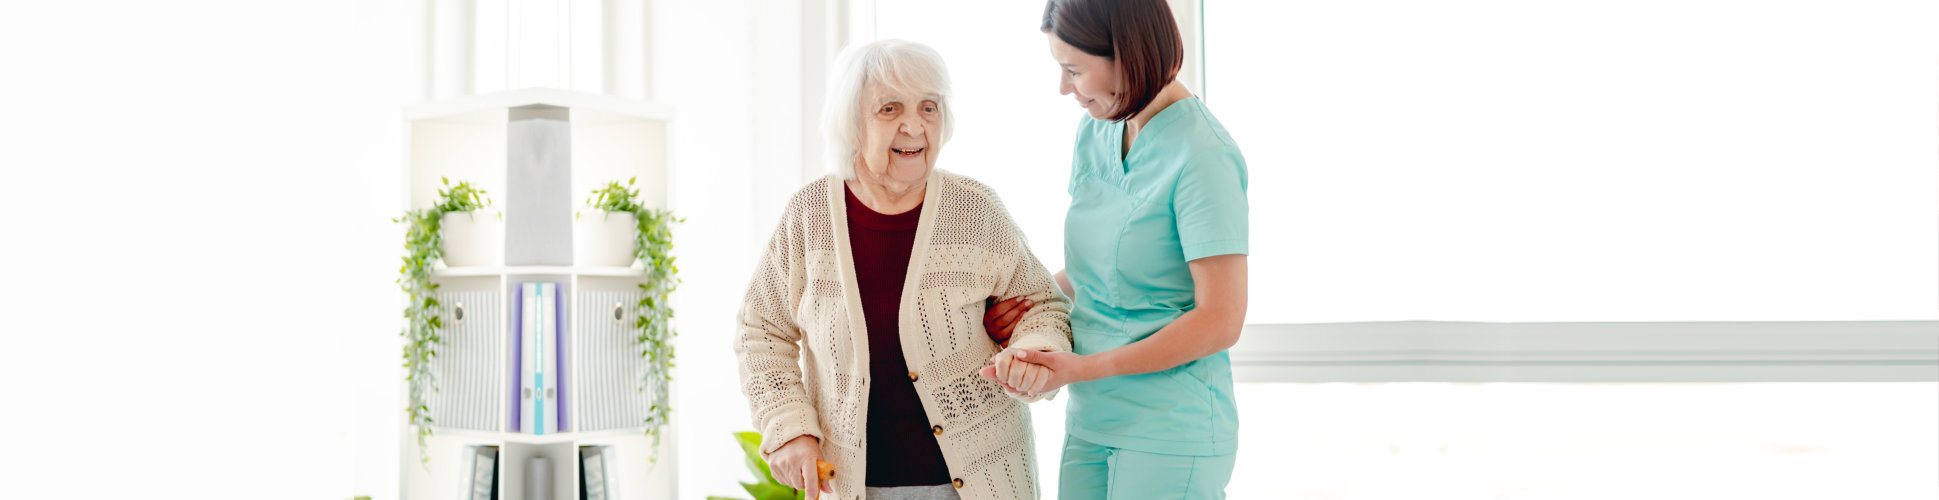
1041, 0, 1184, 122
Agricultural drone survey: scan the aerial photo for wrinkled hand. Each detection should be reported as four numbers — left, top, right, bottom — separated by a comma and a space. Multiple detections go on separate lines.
979, 348, 1084, 396
768, 435, 833, 499
982, 296, 1032, 347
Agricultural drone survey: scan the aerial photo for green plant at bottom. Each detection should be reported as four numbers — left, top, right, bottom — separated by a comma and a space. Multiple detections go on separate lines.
706, 431, 805, 500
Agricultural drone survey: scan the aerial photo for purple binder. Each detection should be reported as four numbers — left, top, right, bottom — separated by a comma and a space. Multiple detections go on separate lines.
509, 282, 570, 433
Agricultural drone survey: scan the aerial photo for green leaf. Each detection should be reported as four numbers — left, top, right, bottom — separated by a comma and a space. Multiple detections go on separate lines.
735, 431, 774, 482
742, 482, 796, 500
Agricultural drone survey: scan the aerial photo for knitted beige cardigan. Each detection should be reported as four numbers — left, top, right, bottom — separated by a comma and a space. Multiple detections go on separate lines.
735, 170, 1073, 499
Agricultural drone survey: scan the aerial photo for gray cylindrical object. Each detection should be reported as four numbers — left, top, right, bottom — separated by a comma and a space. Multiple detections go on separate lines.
505, 104, 574, 266
527, 456, 551, 500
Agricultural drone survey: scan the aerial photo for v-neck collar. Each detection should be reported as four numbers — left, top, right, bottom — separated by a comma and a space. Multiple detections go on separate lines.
826, 171, 944, 378
1114, 96, 1199, 168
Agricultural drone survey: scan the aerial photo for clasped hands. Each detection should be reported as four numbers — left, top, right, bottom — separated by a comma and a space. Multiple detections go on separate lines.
979, 295, 1084, 397
978, 347, 1082, 398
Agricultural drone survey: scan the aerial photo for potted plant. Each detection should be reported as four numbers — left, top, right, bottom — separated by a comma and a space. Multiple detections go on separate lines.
393, 177, 490, 460
574, 180, 639, 267
580, 177, 682, 446
439, 181, 500, 267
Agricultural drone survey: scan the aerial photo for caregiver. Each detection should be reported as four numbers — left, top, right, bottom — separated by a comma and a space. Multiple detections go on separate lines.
981, 0, 1250, 498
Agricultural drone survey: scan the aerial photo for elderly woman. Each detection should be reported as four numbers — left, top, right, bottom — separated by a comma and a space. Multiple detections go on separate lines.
734, 39, 1073, 500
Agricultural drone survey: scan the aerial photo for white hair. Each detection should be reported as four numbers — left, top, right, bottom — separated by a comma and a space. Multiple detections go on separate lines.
822, 39, 955, 180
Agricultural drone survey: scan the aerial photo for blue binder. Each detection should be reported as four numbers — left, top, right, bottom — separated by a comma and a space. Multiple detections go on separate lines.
518, 282, 560, 434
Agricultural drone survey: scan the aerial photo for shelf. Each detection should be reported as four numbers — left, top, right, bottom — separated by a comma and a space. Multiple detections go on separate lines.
404, 88, 675, 123
434, 265, 645, 277
430, 427, 653, 445
404, 85, 678, 500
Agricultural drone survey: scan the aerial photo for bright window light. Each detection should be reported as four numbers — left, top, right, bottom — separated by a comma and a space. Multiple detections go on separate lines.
875, 0, 1084, 274
1205, 0, 1939, 323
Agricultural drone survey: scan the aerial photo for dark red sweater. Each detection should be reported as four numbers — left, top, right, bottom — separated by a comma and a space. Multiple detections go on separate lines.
844, 184, 950, 487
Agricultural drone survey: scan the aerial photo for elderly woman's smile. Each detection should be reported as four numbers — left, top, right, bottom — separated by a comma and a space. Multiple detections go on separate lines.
889, 144, 927, 168
856, 88, 945, 188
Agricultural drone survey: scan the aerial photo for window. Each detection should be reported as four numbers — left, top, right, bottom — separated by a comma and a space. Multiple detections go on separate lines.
1204, 0, 1939, 323
874, 0, 1081, 274
869, 2, 1938, 498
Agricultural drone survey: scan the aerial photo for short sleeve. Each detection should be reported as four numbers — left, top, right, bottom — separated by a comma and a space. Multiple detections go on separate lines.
1174, 151, 1249, 261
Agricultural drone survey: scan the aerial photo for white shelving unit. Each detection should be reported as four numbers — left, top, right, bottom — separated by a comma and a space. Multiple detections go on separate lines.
400, 88, 677, 500
434, 265, 649, 278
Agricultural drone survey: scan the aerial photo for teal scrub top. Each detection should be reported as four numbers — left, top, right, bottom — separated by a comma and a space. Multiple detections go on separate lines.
1062, 96, 1248, 457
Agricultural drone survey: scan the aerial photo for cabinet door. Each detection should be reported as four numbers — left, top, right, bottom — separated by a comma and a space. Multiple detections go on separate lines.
430, 286, 508, 432
571, 288, 650, 431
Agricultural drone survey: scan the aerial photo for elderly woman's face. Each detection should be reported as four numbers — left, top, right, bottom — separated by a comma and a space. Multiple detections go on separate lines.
856, 83, 944, 185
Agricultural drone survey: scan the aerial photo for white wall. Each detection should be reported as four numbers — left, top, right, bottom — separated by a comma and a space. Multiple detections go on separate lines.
655, 0, 762, 498
4, 1, 414, 498
1, 1, 788, 498
662, 0, 861, 497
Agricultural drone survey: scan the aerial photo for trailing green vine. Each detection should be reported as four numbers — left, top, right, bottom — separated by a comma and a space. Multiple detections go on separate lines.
394, 177, 491, 461
583, 177, 681, 448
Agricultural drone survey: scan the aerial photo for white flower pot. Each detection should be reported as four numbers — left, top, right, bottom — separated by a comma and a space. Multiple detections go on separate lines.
575, 210, 638, 267
440, 211, 504, 267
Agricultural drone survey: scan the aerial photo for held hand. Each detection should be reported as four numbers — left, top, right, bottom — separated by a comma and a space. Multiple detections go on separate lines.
981, 296, 1032, 346
979, 348, 1083, 396
997, 347, 1049, 394
978, 348, 1026, 393
768, 435, 834, 499
979, 362, 1035, 395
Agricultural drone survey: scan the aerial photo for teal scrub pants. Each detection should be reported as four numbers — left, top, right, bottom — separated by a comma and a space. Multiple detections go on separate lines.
1058, 434, 1237, 500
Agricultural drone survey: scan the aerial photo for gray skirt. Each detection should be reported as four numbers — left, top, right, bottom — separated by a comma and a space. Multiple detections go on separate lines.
864, 484, 960, 500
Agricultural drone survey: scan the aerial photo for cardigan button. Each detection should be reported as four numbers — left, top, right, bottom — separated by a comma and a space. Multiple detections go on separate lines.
952, 478, 964, 488
932, 425, 944, 435
908, 371, 919, 382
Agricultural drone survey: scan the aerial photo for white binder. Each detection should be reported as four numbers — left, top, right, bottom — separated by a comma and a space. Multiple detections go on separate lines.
601, 445, 621, 500
520, 282, 560, 435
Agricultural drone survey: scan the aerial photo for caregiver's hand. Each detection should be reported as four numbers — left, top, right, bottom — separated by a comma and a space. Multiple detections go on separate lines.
980, 348, 1086, 395
982, 296, 1032, 347
769, 435, 833, 499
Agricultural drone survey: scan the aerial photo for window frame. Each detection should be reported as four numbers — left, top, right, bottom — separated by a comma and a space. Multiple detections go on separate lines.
1233, 321, 1939, 383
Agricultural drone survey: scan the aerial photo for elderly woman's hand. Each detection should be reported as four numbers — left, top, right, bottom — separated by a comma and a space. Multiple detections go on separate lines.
769, 435, 833, 499
982, 296, 1032, 346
